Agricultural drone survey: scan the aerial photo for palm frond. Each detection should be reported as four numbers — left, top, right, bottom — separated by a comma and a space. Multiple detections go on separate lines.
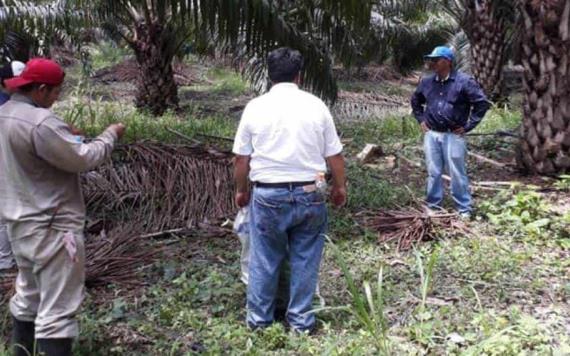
447, 29, 471, 72
201, 0, 372, 102
368, 0, 457, 73
1, 0, 372, 103
0, 0, 89, 61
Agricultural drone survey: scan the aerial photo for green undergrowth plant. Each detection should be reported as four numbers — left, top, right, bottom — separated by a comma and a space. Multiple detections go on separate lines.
470, 106, 521, 135
207, 67, 249, 96
338, 115, 422, 153
479, 185, 566, 241
54, 75, 239, 146
460, 106, 521, 154
345, 162, 412, 211
0, 344, 8, 356
326, 237, 392, 355
414, 248, 440, 314
59, 100, 237, 145
88, 42, 132, 71
462, 308, 562, 356
409, 248, 440, 347
553, 174, 570, 191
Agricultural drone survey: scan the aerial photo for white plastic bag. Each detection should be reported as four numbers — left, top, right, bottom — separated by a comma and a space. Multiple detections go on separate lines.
233, 207, 250, 284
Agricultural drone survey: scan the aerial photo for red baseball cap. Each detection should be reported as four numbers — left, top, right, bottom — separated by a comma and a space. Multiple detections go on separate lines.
5, 58, 65, 90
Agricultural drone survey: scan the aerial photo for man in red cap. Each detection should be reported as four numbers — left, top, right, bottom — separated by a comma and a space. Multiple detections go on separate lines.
0, 58, 126, 356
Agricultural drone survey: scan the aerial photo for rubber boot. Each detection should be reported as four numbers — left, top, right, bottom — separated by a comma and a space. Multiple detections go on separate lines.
11, 316, 35, 356
36, 338, 73, 356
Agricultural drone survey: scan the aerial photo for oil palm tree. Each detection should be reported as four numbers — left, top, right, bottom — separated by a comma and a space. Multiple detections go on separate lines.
0, 0, 372, 116
441, 0, 516, 99
371, 0, 455, 74
517, 0, 570, 173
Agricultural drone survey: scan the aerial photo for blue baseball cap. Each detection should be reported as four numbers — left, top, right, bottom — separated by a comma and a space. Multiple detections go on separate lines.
424, 46, 454, 61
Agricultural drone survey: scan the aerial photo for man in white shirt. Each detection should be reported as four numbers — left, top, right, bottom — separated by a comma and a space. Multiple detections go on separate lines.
233, 47, 347, 333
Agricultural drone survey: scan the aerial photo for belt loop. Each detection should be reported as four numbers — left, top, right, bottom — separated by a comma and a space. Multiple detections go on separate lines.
288, 182, 293, 191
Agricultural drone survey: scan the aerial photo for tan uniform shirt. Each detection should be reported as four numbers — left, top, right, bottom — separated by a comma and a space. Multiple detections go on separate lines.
0, 94, 117, 237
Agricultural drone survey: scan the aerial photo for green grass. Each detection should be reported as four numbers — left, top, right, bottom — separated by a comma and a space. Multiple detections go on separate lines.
337, 106, 521, 150
45, 220, 566, 355
55, 98, 238, 145
338, 80, 414, 97
344, 162, 413, 210
470, 105, 521, 134
2, 174, 567, 355
87, 41, 132, 71
339, 114, 422, 154
468, 106, 522, 154
207, 67, 250, 95
184, 66, 250, 96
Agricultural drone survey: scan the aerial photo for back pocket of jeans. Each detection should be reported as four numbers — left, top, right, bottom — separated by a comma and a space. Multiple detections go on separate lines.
254, 196, 283, 209
299, 192, 326, 206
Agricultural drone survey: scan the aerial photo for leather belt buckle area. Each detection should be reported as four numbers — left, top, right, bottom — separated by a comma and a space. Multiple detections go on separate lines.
433, 128, 453, 133
254, 181, 315, 190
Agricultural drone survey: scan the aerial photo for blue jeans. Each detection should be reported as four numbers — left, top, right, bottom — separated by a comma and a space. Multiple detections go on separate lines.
247, 186, 327, 331
424, 131, 472, 213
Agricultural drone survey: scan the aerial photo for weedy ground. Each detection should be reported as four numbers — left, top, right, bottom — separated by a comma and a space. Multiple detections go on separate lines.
1, 44, 568, 355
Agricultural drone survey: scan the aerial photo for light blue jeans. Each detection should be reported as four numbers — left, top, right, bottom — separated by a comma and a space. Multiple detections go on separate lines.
247, 185, 327, 332
424, 131, 472, 213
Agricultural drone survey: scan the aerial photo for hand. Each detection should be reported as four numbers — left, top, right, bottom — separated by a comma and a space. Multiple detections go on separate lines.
330, 185, 347, 208
109, 123, 126, 139
420, 122, 430, 133
235, 190, 250, 208
453, 127, 466, 136
69, 125, 83, 135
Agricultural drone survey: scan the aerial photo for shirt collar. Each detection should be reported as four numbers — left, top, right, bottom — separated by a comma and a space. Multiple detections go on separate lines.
270, 82, 299, 92
11, 93, 38, 107
434, 70, 457, 83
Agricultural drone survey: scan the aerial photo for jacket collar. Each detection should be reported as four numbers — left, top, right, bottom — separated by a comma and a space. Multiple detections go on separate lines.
11, 93, 38, 107
434, 70, 457, 83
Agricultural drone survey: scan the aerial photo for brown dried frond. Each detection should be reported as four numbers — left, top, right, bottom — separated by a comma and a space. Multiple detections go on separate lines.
356, 207, 469, 251
82, 143, 236, 232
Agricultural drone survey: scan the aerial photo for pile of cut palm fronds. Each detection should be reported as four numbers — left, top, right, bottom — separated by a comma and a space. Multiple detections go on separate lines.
356, 207, 469, 251
84, 223, 161, 288
1, 271, 16, 302
82, 143, 235, 232
2, 142, 235, 297
0, 223, 160, 296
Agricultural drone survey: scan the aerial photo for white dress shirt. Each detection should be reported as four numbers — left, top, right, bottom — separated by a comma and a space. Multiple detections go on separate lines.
233, 83, 342, 183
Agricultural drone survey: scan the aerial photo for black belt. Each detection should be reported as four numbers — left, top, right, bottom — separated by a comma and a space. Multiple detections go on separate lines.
432, 127, 453, 133
254, 181, 314, 188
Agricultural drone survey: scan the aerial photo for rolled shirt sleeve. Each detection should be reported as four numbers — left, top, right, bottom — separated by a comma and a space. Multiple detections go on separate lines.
410, 81, 427, 124
463, 78, 491, 132
232, 105, 253, 156
33, 116, 117, 173
323, 108, 343, 157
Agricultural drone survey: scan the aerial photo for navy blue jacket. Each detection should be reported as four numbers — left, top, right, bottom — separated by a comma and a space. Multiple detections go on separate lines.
0, 92, 9, 106
411, 70, 490, 132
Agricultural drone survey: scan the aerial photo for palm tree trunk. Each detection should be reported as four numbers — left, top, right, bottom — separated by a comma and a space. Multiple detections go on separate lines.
517, 0, 570, 174
131, 21, 178, 116
463, 0, 507, 99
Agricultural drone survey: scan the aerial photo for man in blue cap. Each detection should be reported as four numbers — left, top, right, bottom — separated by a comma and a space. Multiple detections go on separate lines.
411, 46, 491, 218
